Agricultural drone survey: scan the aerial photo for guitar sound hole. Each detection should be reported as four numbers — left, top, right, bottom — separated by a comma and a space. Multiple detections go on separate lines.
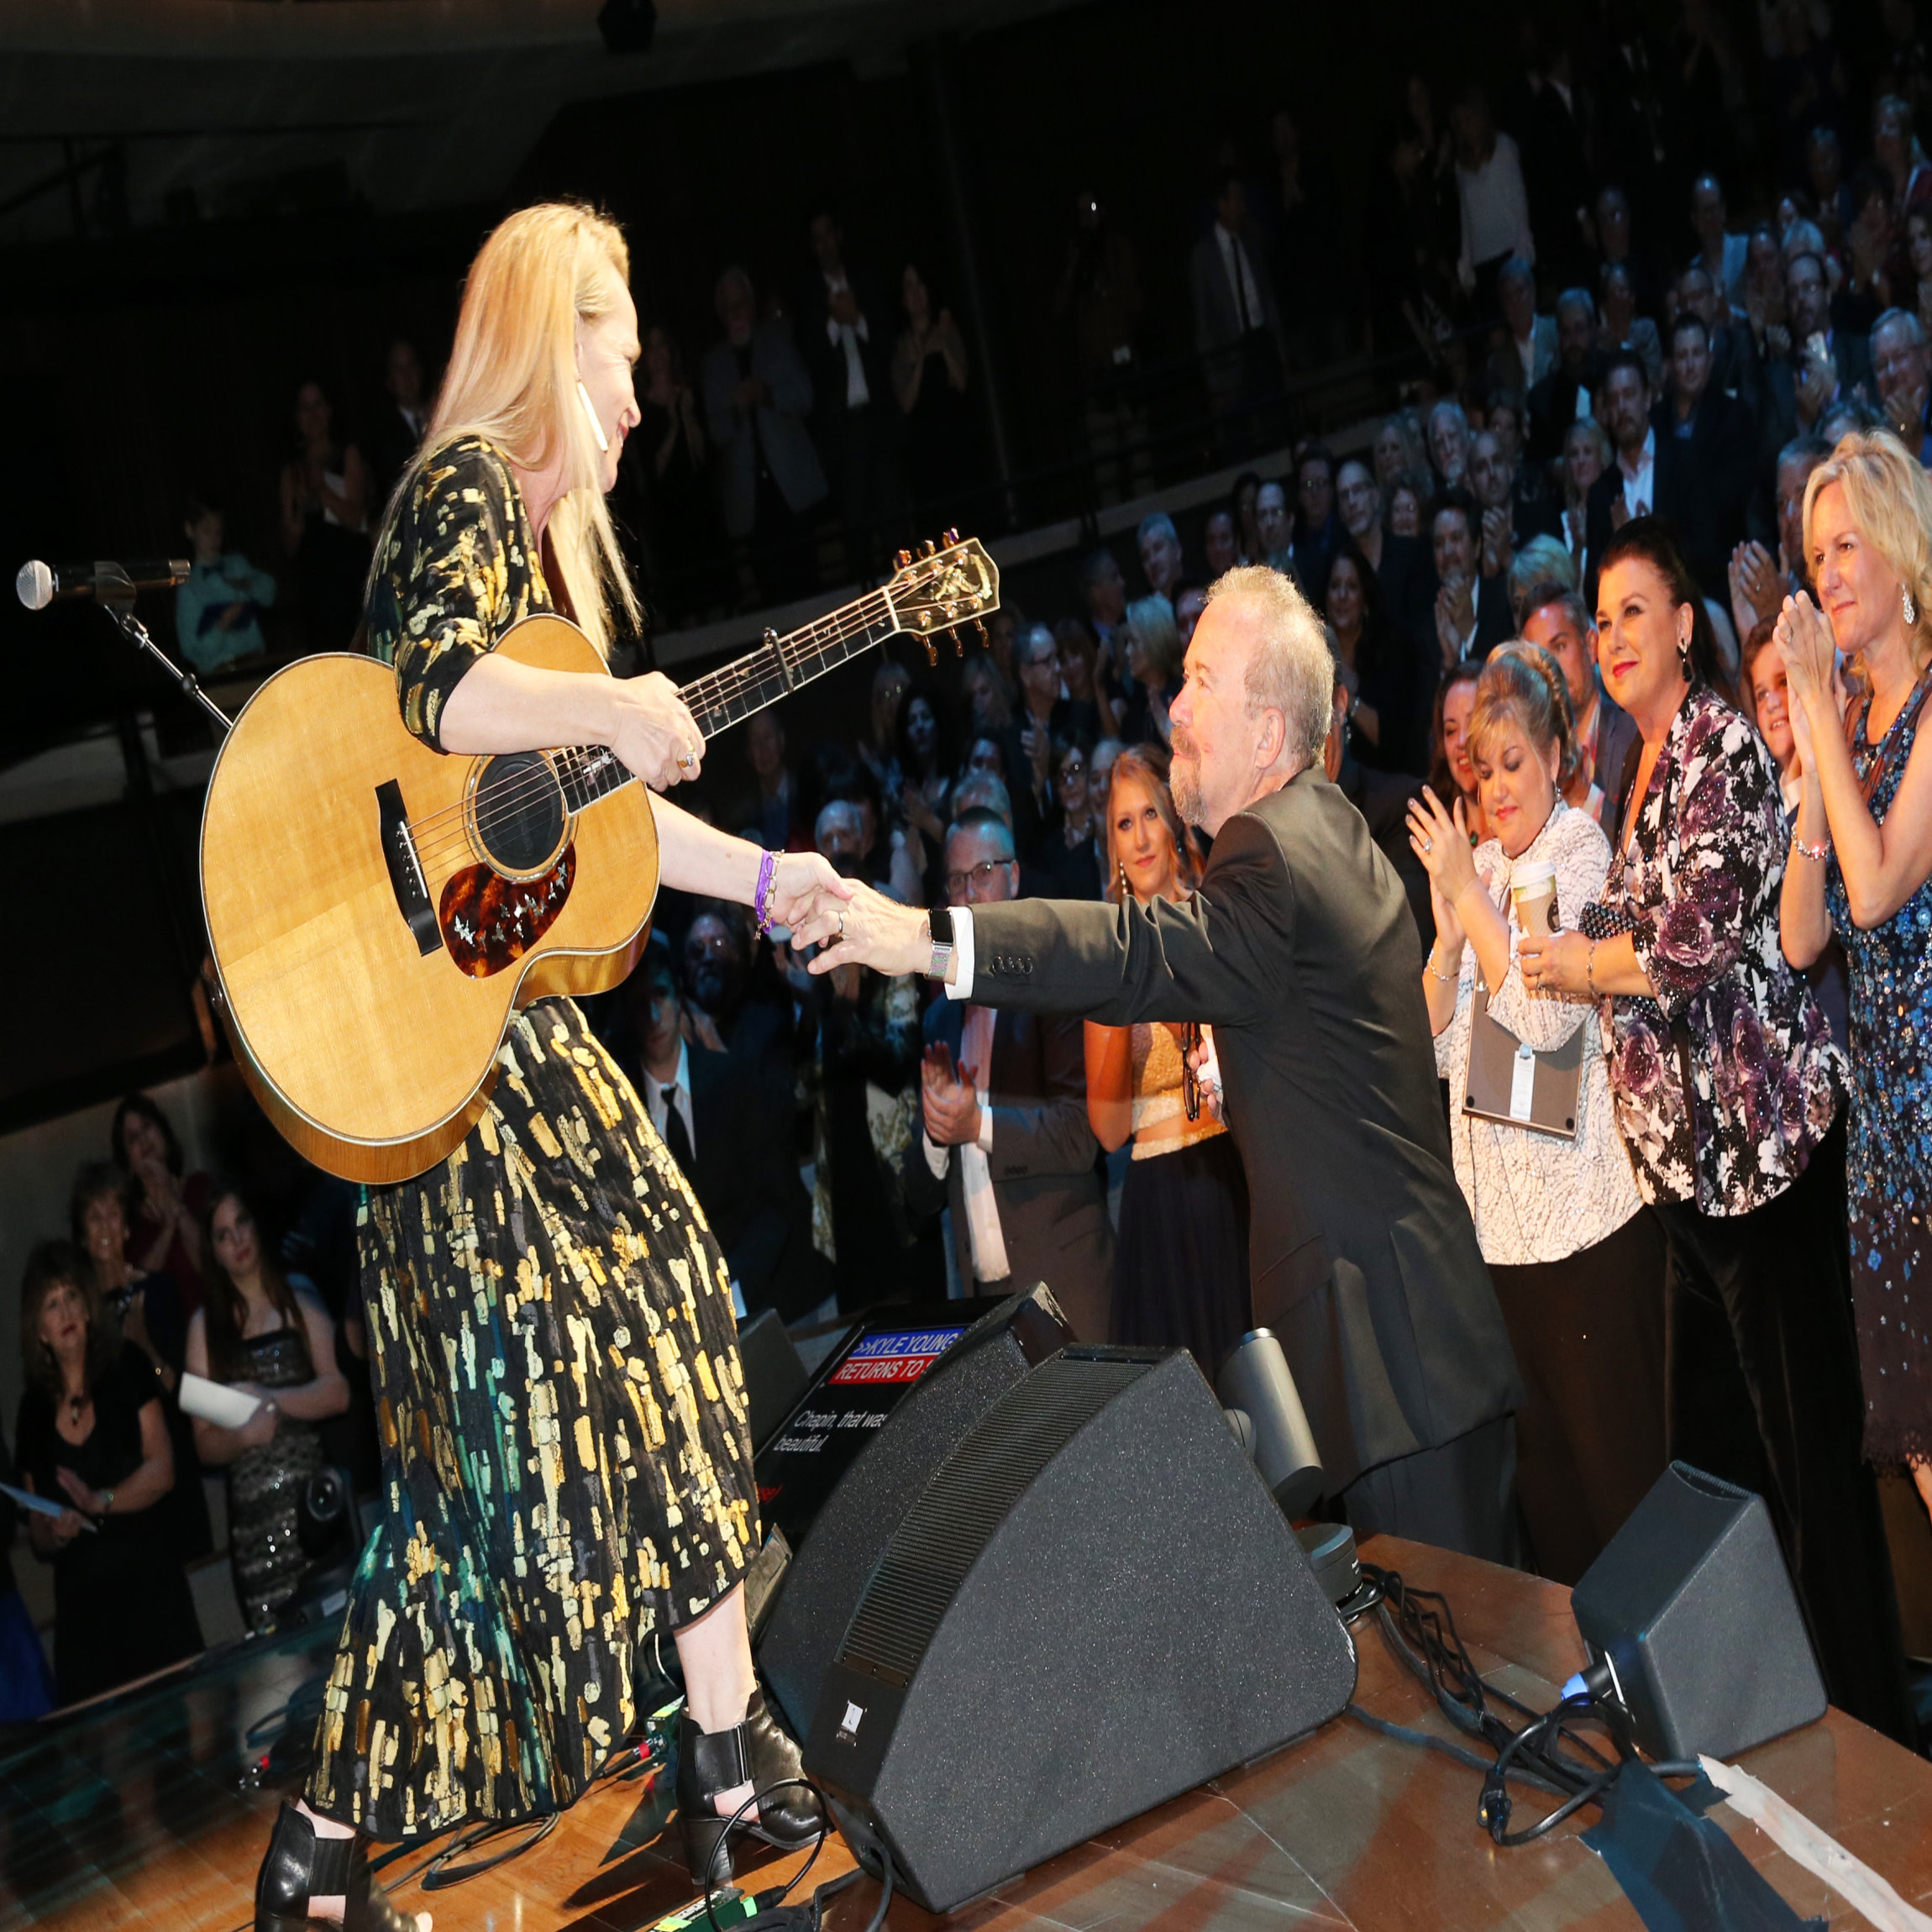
472, 753, 567, 874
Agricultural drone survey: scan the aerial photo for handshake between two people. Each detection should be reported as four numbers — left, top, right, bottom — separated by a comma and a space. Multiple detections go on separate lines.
766, 861, 942, 979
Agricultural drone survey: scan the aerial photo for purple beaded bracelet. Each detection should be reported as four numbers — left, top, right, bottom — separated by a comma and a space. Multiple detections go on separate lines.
753, 849, 778, 934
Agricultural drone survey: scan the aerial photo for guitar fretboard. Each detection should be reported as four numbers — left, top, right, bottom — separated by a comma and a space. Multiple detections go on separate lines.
552, 587, 900, 812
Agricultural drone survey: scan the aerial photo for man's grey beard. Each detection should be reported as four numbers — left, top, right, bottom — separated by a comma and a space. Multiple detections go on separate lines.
1170, 748, 1206, 828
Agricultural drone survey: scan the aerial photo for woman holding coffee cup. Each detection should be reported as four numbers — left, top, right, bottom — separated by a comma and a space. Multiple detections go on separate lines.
1515, 517, 1912, 1743
1406, 647, 1665, 1583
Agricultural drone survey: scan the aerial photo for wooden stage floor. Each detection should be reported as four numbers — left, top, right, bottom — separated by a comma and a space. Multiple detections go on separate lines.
5, 1536, 1929, 1932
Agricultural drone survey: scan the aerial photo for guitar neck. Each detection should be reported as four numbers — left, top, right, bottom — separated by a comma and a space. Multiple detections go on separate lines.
553, 588, 900, 812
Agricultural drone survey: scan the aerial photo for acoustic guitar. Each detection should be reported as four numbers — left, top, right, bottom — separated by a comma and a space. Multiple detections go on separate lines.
201, 533, 998, 1185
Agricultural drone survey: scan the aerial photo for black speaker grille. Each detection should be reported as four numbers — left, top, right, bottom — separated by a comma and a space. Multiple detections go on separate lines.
839, 1352, 1148, 1684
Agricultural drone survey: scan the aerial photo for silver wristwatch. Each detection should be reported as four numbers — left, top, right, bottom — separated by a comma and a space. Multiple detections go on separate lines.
927, 906, 955, 981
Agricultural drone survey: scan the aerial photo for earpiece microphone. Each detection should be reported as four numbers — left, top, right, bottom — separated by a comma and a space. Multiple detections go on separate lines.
577, 381, 611, 454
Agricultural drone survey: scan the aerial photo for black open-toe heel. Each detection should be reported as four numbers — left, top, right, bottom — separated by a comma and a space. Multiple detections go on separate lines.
676, 1692, 823, 1887
255, 1801, 417, 1932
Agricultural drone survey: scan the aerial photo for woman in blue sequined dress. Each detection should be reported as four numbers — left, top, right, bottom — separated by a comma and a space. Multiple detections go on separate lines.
1777, 429, 1932, 1521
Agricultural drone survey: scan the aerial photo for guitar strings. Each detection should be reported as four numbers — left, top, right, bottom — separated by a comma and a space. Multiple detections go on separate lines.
399, 600, 874, 853
396, 583, 900, 851
397, 585, 921, 869
402, 617, 870, 867
402, 564, 980, 868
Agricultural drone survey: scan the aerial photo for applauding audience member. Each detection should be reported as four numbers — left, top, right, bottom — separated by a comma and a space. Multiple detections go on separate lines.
1083, 750, 1249, 1373
1774, 433, 1932, 1524
1409, 649, 1663, 1583
1740, 620, 1850, 1049
1517, 518, 1913, 1744
185, 1185, 348, 1631
14, 1241, 201, 1704
111, 1094, 210, 1315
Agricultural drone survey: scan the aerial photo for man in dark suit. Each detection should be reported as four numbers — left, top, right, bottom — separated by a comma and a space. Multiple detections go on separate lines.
1520, 583, 1637, 806
1336, 458, 1421, 628
622, 942, 830, 1321
370, 339, 429, 504
798, 211, 901, 579
701, 265, 828, 605
798, 568, 1525, 1562
1002, 622, 1100, 859
1527, 289, 1604, 461
1758, 250, 1872, 465
1656, 312, 1757, 603
1415, 491, 1512, 675
1584, 350, 1667, 604
901, 810, 1113, 1341
1189, 171, 1287, 441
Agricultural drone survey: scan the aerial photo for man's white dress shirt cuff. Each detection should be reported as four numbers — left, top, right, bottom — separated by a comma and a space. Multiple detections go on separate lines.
943, 906, 976, 1000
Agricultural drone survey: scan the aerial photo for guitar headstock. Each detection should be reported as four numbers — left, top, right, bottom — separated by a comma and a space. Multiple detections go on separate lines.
883, 529, 1000, 666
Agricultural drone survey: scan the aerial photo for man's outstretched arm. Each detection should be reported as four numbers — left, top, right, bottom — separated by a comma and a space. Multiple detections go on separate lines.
790, 812, 1289, 1032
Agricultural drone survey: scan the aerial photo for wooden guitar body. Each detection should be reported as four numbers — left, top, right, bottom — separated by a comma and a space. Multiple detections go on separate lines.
201, 616, 658, 1184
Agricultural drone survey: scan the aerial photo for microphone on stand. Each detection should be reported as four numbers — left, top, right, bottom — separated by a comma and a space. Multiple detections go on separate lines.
16, 559, 192, 611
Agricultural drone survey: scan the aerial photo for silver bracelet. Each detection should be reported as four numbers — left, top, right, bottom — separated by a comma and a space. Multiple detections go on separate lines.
1426, 949, 1460, 984
1793, 833, 1830, 864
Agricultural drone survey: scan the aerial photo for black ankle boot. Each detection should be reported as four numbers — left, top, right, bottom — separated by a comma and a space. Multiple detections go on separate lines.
675, 1694, 824, 1887
255, 1802, 417, 1932
742, 1690, 823, 1848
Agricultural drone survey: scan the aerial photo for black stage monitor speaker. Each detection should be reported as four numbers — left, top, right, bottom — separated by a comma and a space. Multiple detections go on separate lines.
757, 1287, 1072, 1737
1571, 1460, 1826, 1762
803, 1346, 1357, 1914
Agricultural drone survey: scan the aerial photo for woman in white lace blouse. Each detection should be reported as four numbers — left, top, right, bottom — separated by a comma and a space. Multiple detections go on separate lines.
1406, 645, 1666, 1583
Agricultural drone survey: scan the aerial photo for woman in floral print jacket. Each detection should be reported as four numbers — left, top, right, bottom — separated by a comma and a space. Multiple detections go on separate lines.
1518, 517, 1913, 1746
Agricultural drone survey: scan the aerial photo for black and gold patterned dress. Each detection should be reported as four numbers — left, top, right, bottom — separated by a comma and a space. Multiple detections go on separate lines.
305, 436, 757, 1838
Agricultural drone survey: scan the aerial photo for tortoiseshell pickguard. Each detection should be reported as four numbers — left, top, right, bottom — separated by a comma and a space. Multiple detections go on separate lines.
438, 844, 576, 977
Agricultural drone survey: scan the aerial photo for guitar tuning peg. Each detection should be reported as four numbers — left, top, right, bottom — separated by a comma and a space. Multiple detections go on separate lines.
974, 617, 989, 645
895, 548, 913, 570
920, 538, 937, 559
923, 638, 938, 668
942, 527, 960, 547
952, 627, 965, 658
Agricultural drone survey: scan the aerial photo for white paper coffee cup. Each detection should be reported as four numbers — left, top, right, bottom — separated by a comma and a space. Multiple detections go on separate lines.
1510, 858, 1557, 937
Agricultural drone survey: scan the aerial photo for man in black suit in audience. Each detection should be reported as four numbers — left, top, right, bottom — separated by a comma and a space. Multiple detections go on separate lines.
901, 810, 1114, 1341
371, 339, 429, 505
1759, 250, 1872, 463
624, 942, 830, 1321
798, 210, 901, 579
800, 567, 1525, 1562
1527, 289, 1604, 460
1336, 458, 1421, 633
1584, 351, 1671, 602
1416, 491, 1512, 673
1657, 311, 1757, 603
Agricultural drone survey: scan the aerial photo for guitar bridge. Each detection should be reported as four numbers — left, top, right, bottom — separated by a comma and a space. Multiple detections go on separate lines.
376, 780, 443, 958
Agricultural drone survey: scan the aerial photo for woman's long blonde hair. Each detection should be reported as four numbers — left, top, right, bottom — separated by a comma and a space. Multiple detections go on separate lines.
1803, 428, 1932, 674
378, 201, 640, 658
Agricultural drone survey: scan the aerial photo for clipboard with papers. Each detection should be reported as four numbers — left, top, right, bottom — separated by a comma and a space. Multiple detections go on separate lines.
1462, 984, 1584, 1140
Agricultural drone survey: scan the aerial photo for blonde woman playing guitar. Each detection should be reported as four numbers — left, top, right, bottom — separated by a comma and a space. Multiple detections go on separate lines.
252, 204, 838, 1932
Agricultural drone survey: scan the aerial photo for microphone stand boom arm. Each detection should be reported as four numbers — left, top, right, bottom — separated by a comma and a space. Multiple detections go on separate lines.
92, 564, 234, 735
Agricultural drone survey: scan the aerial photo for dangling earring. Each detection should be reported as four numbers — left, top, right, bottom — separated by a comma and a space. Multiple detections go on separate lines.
1904, 586, 1919, 627
1117, 858, 1130, 900
1677, 631, 1692, 680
